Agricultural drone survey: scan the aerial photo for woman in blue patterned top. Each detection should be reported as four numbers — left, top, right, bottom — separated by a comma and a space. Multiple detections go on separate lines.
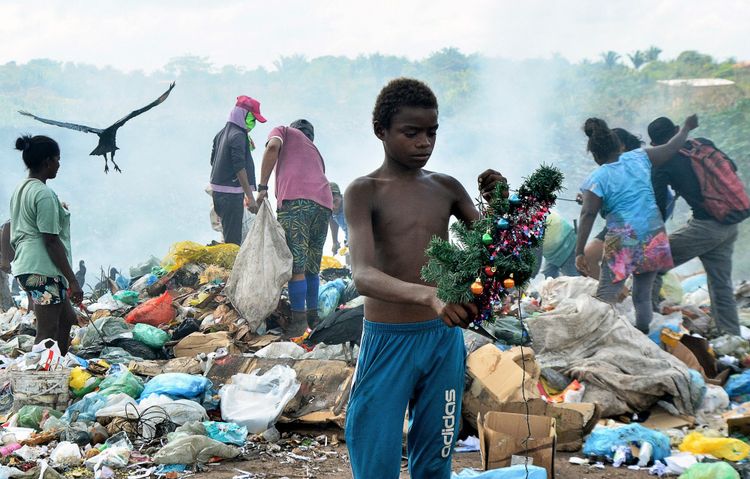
575, 115, 698, 333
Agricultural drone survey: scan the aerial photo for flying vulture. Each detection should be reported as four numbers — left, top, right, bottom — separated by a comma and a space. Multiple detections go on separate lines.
18, 82, 175, 173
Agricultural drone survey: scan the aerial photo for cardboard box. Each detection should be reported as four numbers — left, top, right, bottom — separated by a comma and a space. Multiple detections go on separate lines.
478, 411, 556, 478
493, 399, 600, 452
464, 346, 540, 424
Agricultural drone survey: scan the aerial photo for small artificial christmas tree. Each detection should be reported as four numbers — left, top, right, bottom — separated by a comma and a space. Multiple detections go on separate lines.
421, 165, 564, 326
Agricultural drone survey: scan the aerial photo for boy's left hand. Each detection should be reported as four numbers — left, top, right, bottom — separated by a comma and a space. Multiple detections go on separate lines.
477, 169, 508, 202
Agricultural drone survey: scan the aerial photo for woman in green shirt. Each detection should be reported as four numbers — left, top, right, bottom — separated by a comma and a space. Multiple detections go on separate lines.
10, 135, 82, 354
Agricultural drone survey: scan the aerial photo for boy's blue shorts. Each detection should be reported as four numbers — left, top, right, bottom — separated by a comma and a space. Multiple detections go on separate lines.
345, 317, 466, 479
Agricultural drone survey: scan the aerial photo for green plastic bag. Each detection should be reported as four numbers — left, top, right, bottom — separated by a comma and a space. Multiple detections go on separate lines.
98, 369, 144, 398
132, 323, 171, 349
113, 290, 140, 306
17, 405, 63, 430
679, 461, 739, 479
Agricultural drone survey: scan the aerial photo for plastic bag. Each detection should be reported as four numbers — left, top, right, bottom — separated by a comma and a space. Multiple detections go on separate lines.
112, 290, 139, 306
724, 370, 750, 400
583, 424, 671, 462
660, 272, 684, 305
139, 373, 212, 401
451, 466, 547, 479
125, 291, 175, 327
224, 200, 292, 333
699, 385, 730, 415
17, 405, 63, 430
87, 292, 129, 312
199, 265, 230, 285
62, 393, 108, 423
132, 323, 170, 349
98, 369, 144, 398
94, 393, 136, 419
254, 342, 306, 359
219, 365, 300, 433
131, 274, 158, 293
50, 441, 82, 467
139, 395, 208, 425
678, 432, 750, 461
162, 241, 239, 272
320, 255, 343, 271
678, 461, 740, 479
70, 367, 102, 398
171, 318, 200, 342
80, 316, 132, 350
318, 279, 346, 319
203, 421, 248, 446
152, 435, 240, 464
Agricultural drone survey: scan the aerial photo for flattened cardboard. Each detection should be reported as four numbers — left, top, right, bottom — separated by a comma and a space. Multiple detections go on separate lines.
478, 411, 556, 478
640, 406, 694, 430
173, 331, 240, 358
206, 355, 353, 428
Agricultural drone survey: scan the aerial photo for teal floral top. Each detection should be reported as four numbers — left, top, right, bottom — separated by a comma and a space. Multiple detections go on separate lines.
581, 149, 673, 283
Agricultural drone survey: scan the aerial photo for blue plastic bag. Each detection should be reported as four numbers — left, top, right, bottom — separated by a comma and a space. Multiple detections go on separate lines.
452, 466, 547, 479
203, 421, 248, 446
140, 373, 213, 401
583, 424, 671, 462
724, 370, 750, 400
318, 279, 346, 319
62, 393, 108, 423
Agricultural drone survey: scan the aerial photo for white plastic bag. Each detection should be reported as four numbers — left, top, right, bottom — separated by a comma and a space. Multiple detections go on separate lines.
225, 200, 292, 333
219, 365, 300, 433
254, 342, 306, 359
50, 441, 82, 467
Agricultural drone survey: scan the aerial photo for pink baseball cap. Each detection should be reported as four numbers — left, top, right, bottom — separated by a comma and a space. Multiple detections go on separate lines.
235, 95, 266, 123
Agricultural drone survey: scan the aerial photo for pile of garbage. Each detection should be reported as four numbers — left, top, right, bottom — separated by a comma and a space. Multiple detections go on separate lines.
456, 273, 750, 478
0, 240, 360, 478
4, 234, 750, 478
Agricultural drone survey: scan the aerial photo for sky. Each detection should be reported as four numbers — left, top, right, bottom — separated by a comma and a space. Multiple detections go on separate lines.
1, 0, 749, 71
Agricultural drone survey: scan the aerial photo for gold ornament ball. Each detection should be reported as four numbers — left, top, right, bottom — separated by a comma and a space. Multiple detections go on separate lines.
471, 280, 484, 295
503, 278, 515, 289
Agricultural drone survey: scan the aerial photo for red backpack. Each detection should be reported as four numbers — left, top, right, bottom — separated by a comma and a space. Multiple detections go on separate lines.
680, 139, 750, 224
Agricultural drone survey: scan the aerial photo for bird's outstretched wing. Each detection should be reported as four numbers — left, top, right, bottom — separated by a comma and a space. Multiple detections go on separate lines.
111, 82, 175, 129
18, 111, 103, 134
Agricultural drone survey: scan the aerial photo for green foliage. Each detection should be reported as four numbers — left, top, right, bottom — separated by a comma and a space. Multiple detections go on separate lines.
422, 166, 564, 308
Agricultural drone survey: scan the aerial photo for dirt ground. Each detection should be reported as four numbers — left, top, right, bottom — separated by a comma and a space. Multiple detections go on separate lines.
196, 448, 654, 479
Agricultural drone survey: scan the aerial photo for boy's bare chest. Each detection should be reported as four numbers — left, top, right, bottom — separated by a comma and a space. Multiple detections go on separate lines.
371, 187, 453, 238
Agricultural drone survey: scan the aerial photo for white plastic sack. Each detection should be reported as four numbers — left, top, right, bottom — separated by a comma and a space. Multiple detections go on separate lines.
152, 435, 240, 464
225, 200, 292, 333
699, 384, 730, 415
220, 365, 300, 433
537, 276, 598, 309
254, 342, 306, 359
96, 394, 207, 440
50, 441, 82, 467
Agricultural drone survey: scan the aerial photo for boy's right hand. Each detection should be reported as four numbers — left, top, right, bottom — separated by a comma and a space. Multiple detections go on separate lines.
431, 296, 478, 328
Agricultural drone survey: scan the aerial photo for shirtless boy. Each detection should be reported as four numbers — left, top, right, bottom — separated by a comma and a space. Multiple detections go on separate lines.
344, 78, 504, 478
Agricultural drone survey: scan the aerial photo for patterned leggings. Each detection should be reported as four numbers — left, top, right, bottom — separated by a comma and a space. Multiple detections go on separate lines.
277, 199, 332, 275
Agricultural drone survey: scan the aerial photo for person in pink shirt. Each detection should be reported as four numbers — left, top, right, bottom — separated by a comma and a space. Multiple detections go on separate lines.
256, 119, 333, 336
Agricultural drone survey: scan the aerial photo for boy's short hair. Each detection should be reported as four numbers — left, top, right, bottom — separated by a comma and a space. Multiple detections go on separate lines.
372, 78, 438, 131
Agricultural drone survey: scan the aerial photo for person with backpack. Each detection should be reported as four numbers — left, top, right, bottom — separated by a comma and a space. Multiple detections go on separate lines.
649, 116, 749, 335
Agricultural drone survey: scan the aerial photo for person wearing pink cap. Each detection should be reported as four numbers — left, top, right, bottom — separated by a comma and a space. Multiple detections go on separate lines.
209, 95, 267, 245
